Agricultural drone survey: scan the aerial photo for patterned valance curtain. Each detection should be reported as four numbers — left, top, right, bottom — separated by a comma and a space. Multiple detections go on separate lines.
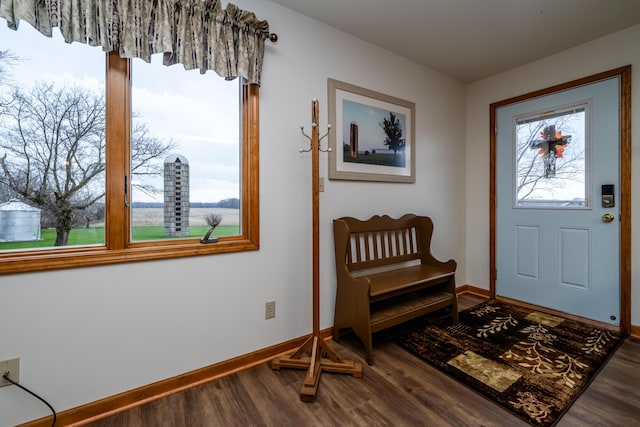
0, 0, 270, 84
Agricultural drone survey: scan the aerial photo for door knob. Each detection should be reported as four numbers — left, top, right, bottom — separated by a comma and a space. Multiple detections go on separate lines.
602, 213, 615, 223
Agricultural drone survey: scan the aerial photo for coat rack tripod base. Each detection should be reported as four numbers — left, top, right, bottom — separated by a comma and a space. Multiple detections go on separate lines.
271, 99, 362, 402
272, 335, 363, 401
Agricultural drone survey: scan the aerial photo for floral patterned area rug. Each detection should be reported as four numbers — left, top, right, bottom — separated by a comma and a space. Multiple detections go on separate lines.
396, 300, 622, 427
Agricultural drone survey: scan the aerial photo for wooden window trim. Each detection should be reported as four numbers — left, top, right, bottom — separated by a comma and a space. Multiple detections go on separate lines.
0, 53, 259, 274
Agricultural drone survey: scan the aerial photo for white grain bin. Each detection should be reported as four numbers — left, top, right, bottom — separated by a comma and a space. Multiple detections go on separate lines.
0, 199, 42, 242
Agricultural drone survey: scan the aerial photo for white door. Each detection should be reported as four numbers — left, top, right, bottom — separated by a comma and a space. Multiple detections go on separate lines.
496, 77, 620, 325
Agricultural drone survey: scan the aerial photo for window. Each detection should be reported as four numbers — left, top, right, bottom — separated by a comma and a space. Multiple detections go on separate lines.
514, 104, 588, 208
0, 23, 106, 249
0, 25, 259, 273
130, 56, 243, 243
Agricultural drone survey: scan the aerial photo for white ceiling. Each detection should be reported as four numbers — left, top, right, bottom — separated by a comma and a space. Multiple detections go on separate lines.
269, 0, 640, 82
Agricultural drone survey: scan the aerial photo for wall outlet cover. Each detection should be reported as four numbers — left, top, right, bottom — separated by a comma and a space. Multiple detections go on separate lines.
265, 301, 276, 319
0, 357, 20, 387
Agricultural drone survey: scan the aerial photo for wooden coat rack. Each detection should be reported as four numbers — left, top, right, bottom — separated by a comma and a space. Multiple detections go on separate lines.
271, 99, 362, 401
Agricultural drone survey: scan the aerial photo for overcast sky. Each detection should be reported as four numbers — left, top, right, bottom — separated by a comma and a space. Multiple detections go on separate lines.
1, 21, 240, 204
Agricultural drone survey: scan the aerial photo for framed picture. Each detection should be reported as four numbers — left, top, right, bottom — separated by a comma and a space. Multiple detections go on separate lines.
328, 78, 415, 183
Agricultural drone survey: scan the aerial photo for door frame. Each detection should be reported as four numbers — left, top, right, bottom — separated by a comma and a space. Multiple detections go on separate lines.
489, 66, 632, 334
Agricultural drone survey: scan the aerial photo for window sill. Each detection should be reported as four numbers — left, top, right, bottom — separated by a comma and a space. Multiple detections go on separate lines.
0, 237, 259, 274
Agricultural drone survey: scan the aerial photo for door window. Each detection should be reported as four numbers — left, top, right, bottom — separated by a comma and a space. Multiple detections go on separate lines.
514, 103, 589, 208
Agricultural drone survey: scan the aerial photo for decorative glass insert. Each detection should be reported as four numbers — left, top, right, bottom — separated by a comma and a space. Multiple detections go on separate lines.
515, 104, 588, 208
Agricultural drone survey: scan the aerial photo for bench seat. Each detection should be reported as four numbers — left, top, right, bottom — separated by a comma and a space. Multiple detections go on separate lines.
368, 265, 455, 300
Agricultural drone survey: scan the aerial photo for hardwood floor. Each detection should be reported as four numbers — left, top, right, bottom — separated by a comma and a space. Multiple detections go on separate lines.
81, 295, 640, 426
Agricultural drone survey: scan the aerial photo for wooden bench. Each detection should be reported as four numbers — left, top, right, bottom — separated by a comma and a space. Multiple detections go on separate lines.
332, 214, 458, 365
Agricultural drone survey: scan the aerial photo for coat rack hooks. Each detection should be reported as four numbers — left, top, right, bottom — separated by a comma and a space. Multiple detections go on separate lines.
299, 119, 333, 153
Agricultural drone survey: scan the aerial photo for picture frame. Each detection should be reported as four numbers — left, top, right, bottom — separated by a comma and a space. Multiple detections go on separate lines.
328, 78, 415, 183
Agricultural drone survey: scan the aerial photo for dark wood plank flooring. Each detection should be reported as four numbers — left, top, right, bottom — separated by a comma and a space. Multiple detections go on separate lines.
82, 295, 640, 426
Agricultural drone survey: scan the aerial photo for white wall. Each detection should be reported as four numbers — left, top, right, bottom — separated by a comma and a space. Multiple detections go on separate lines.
465, 25, 640, 325
0, 1, 466, 425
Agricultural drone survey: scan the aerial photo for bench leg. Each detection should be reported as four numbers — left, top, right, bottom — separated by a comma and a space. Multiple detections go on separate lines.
452, 295, 459, 324
352, 322, 374, 365
364, 337, 373, 366
332, 326, 342, 342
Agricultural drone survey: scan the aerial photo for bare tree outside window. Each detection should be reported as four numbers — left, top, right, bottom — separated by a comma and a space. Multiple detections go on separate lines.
0, 83, 106, 246
0, 49, 19, 203
0, 49, 19, 107
0, 81, 175, 246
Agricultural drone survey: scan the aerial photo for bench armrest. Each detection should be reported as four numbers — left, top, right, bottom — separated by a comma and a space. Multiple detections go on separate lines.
414, 215, 457, 271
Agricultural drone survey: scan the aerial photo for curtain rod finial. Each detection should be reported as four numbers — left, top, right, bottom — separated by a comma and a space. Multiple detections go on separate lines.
269, 33, 278, 43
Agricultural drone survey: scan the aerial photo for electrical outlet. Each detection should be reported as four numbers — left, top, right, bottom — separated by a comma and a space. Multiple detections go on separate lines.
265, 301, 276, 319
0, 357, 20, 387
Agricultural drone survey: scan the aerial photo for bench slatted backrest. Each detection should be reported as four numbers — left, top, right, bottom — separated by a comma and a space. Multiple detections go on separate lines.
335, 214, 432, 272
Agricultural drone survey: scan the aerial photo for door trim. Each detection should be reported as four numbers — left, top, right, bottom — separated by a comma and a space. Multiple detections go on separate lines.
489, 65, 632, 334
